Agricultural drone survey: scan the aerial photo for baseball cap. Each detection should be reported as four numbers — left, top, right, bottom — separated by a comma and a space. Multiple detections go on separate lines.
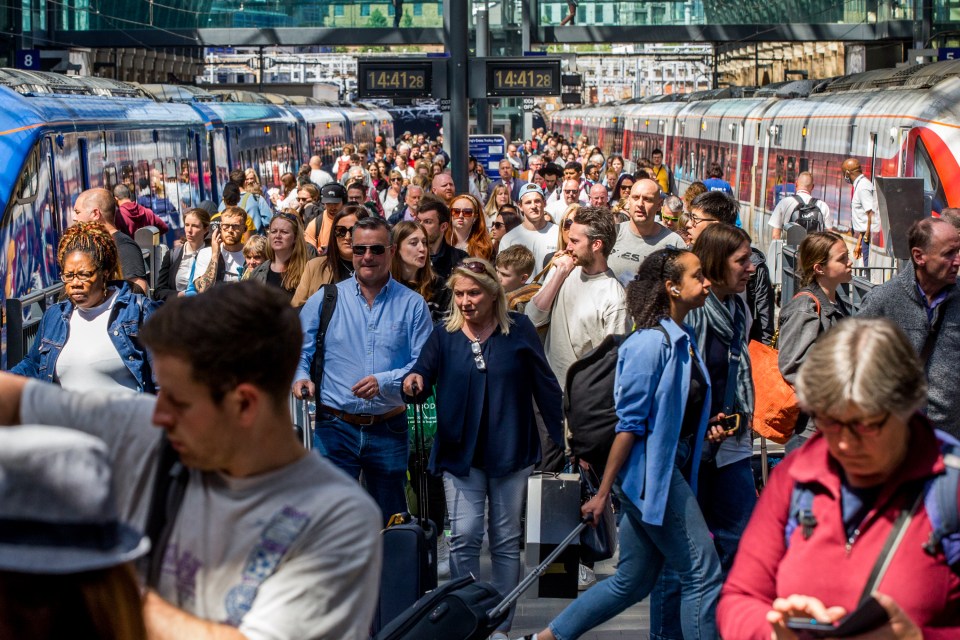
518, 183, 544, 201
321, 183, 347, 204
0, 425, 150, 574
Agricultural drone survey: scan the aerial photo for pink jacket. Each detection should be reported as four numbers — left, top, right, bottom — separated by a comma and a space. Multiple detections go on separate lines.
718, 418, 960, 639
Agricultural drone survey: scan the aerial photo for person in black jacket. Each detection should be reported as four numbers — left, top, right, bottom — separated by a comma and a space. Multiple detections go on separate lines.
746, 247, 775, 346
154, 208, 210, 301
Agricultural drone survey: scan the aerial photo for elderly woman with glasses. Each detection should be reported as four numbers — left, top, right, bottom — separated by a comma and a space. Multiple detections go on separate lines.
446, 193, 493, 261
719, 318, 960, 640
402, 258, 563, 639
11, 222, 158, 394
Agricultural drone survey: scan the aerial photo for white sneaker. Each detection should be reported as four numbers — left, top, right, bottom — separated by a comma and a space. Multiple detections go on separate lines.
578, 564, 596, 591
489, 633, 509, 640
437, 532, 451, 579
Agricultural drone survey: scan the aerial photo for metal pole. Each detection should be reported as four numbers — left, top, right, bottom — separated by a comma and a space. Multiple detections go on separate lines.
258, 46, 265, 93
521, 0, 536, 140
476, 0, 491, 134
445, 0, 469, 194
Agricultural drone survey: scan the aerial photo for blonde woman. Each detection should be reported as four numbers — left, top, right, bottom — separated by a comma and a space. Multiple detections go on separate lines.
246, 212, 309, 299
403, 258, 563, 640
484, 183, 512, 230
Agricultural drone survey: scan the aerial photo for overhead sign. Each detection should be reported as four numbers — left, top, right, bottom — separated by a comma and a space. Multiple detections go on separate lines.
357, 59, 440, 100
468, 57, 561, 99
16, 49, 41, 71
938, 48, 960, 61
470, 134, 507, 173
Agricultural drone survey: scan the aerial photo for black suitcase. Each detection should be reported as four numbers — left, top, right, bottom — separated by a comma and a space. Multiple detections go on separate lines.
373, 400, 438, 632
375, 519, 589, 640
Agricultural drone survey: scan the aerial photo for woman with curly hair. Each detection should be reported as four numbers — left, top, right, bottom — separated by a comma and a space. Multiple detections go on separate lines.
390, 220, 451, 322
447, 193, 493, 261
524, 247, 726, 640
11, 222, 158, 393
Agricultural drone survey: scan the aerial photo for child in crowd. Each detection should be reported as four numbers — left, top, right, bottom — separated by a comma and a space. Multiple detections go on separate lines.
497, 245, 537, 313
240, 235, 268, 278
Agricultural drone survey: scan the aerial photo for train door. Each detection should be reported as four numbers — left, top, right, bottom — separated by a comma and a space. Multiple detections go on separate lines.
209, 128, 230, 202
77, 138, 91, 191
193, 132, 207, 202
896, 126, 911, 177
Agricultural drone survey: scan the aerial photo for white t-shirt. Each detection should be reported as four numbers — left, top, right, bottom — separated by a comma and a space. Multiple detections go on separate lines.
498, 222, 559, 273
607, 222, 686, 286
20, 381, 382, 640
768, 191, 832, 230
310, 169, 333, 189
175, 246, 202, 292
55, 288, 138, 394
525, 266, 630, 384
194, 247, 246, 283
851, 174, 879, 233
546, 197, 575, 221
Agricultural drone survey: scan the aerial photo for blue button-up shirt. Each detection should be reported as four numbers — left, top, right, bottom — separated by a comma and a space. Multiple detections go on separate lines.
296, 275, 433, 414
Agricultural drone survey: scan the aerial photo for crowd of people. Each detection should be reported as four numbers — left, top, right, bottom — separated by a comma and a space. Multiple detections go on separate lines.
2, 126, 959, 640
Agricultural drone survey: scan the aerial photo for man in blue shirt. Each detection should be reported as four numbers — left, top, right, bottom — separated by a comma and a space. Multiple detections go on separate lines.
294, 216, 433, 522
702, 161, 734, 196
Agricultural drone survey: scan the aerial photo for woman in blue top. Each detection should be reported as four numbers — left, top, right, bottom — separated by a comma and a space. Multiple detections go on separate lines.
526, 247, 725, 640
403, 258, 563, 639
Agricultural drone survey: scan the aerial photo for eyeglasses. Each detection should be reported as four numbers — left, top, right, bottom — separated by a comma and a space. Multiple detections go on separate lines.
352, 244, 388, 256
461, 261, 488, 275
491, 221, 505, 230
220, 223, 244, 231
334, 225, 355, 238
563, 218, 574, 230
60, 270, 97, 283
471, 340, 487, 372
812, 412, 890, 437
686, 212, 715, 226
451, 208, 475, 218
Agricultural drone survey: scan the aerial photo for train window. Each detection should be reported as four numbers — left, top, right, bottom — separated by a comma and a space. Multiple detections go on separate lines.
120, 164, 135, 189
15, 146, 40, 203
786, 157, 796, 184
103, 166, 118, 190
914, 139, 947, 213
799, 157, 809, 174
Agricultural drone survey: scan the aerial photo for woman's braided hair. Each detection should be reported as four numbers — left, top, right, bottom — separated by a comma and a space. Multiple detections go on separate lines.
57, 222, 123, 280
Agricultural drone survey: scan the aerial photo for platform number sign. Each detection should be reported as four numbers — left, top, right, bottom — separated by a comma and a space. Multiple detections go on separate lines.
16, 49, 41, 71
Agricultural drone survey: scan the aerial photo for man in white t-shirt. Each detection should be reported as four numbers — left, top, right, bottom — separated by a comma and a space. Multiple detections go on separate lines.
498, 183, 558, 271
768, 171, 832, 239
607, 178, 686, 285
843, 157, 879, 266
0, 282, 382, 640
195, 206, 247, 292
308, 155, 334, 189
526, 205, 630, 386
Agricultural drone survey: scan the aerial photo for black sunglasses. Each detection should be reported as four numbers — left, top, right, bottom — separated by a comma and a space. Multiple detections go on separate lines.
352, 244, 388, 256
334, 225, 354, 238
563, 218, 574, 230
491, 221, 505, 230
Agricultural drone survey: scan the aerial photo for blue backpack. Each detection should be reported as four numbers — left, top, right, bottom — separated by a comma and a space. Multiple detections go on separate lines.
784, 439, 960, 575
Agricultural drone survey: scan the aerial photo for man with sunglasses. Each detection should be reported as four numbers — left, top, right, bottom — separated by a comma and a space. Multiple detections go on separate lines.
500, 184, 559, 272
607, 179, 686, 286
294, 216, 433, 523
546, 178, 583, 220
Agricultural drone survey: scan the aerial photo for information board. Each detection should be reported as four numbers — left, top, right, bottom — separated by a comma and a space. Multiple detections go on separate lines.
470, 134, 507, 174
357, 60, 433, 99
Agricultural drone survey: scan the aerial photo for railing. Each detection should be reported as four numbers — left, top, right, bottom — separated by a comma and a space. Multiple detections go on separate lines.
4, 282, 66, 370
781, 244, 881, 315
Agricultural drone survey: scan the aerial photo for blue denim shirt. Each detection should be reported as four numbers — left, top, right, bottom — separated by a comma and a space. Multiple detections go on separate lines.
615, 318, 712, 527
296, 275, 432, 413
10, 281, 159, 392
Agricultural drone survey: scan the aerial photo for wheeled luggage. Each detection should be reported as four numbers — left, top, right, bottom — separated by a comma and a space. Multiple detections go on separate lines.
373, 398, 438, 632
374, 518, 590, 640
290, 392, 313, 450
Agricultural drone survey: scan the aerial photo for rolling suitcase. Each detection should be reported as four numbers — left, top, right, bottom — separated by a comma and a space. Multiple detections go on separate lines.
373, 396, 438, 632
375, 518, 590, 640
290, 391, 313, 450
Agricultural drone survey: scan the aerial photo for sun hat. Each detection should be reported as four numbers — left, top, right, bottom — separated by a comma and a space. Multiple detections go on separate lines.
0, 425, 150, 574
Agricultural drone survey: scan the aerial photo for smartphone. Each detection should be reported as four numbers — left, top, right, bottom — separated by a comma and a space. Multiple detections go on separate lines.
786, 596, 888, 638
210, 220, 221, 234
709, 413, 741, 435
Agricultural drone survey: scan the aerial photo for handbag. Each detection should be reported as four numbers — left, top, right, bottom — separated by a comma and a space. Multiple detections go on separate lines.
578, 467, 617, 563
749, 292, 819, 444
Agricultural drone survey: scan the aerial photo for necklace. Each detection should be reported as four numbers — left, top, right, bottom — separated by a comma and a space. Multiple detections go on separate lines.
466, 319, 497, 343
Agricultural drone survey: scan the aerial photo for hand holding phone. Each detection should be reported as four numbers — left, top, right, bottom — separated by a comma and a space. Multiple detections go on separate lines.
785, 596, 888, 638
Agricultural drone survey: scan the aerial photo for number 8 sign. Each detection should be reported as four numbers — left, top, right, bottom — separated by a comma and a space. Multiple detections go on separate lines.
16, 49, 41, 71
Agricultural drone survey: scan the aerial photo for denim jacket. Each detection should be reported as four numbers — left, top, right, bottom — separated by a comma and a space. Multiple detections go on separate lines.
11, 281, 159, 392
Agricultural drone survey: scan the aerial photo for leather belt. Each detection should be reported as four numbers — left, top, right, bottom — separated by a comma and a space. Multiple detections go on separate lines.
318, 403, 406, 426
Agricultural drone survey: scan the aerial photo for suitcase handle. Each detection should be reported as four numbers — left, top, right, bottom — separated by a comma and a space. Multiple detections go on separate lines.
487, 515, 592, 619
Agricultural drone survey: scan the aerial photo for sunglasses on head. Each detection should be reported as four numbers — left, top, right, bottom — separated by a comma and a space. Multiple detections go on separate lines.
461, 260, 488, 275
352, 244, 388, 256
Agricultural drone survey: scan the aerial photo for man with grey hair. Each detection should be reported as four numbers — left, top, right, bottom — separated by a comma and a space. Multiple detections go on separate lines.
940, 207, 960, 233
859, 217, 960, 438
588, 183, 609, 208
660, 194, 684, 233
113, 184, 169, 239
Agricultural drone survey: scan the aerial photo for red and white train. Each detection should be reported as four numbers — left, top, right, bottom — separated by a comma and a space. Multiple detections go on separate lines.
550, 60, 960, 256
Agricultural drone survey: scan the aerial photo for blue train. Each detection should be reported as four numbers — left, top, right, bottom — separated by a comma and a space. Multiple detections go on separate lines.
0, 69, 394, 306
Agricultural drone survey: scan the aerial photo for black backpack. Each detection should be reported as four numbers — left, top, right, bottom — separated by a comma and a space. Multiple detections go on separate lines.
788, 195, 824, 233
565, 326, 667, 477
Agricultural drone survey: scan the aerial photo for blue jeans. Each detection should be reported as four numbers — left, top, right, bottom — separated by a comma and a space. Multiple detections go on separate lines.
443, 465, 532, 632
650, 456, 756, 640
314, 411, 408, 525
548, 460, 722, 640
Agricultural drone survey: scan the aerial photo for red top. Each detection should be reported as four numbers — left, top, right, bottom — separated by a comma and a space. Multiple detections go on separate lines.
718, 417, 960, 640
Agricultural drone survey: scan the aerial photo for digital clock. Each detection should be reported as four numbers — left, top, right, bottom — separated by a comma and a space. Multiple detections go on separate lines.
357, 61, 433, 99
486, 60, 560, 97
